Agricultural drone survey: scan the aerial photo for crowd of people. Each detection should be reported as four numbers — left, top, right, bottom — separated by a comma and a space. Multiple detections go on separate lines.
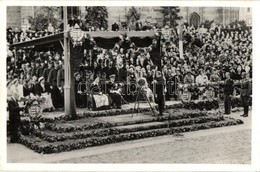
6, 19, 253, 144
7, 21, 252, 112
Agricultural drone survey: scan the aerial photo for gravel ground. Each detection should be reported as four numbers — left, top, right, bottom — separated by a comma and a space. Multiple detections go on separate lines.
57, 129, 251, 164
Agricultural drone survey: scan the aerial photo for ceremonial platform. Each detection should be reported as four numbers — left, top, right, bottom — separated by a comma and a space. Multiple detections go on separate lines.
18, 100, 244, 154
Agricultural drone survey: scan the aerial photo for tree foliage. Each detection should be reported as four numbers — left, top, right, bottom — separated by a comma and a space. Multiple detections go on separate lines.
85, 6, 108, 30
126, 7, 141, 23
28, 7, 60, 31
161, 7, 182, 28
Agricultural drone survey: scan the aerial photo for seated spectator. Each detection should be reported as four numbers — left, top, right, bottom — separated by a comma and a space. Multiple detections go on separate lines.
195, 69, 209, 85
35, 77, 54, 111
184, 70, 194, 84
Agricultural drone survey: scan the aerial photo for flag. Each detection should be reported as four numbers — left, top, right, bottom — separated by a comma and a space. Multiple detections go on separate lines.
70, 42, 84, 71
150, 36, 162, 71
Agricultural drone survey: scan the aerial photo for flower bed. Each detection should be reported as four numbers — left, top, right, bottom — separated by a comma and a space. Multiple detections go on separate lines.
29, 113, 225, 143
19, 117, 243, 154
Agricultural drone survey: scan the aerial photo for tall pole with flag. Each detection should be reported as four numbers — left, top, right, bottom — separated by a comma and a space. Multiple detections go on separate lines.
63, 6, 77, 118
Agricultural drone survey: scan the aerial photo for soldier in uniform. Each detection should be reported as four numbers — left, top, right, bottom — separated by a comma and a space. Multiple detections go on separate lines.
106, 74, 122, 109
240, 72, 251, 117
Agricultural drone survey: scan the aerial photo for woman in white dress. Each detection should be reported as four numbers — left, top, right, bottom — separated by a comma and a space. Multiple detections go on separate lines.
35, 77, 54, 111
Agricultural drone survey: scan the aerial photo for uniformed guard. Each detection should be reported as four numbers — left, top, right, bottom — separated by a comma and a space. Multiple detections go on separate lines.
240, 72, 251, 117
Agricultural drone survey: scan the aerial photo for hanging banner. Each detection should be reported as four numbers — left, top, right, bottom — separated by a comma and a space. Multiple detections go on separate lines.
70, 42, 84, 70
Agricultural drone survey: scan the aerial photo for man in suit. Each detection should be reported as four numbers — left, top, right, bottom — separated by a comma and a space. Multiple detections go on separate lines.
7, 92, 24, 143
224, 72, 234, 115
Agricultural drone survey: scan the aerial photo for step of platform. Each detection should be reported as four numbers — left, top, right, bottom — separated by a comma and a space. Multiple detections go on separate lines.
35, 114, 228, 143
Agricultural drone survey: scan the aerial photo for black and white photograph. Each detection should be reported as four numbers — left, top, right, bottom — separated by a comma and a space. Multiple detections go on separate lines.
2, 1, 260, 171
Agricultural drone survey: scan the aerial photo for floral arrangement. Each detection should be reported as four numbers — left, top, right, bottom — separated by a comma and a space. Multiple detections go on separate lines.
20, 96, 46, 109
19, 96, 46, 135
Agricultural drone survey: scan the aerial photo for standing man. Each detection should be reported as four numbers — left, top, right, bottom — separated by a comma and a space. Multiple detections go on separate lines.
240, 72, 251, 117
223, 72, 234, 115
7, 92, 24, 143
153, 71, 166, 116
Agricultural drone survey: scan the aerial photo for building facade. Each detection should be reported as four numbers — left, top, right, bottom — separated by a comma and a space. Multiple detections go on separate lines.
7, 6, 252, 31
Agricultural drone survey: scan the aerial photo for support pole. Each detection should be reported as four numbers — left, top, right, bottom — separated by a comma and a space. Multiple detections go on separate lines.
14, 47, 17, 72
179, 23, 184, 60
64, 6, 76, 118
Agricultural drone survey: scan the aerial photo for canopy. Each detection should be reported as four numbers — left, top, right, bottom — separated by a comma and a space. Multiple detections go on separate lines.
10, 32, 64, 49
10, 30, 156, 49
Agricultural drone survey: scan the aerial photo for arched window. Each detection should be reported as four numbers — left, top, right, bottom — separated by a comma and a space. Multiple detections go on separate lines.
190, 12, 200, 28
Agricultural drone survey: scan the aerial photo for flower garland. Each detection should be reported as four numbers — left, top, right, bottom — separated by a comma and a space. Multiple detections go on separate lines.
19, 117, 243, 154
45, 122, 113, 133
33, 99, 219, 123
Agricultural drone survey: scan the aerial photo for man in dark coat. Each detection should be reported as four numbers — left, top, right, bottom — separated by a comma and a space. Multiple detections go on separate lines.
7, 93, 24, 143
47, 61, 59, 86
35, 59, 43, 78
153, 71, 166, 116
42, 61, 53, 81
223, 72, 234, 114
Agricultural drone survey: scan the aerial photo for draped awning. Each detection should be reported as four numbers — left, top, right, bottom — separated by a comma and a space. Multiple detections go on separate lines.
10, 32, 64, 49
10, 30, 156, 49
